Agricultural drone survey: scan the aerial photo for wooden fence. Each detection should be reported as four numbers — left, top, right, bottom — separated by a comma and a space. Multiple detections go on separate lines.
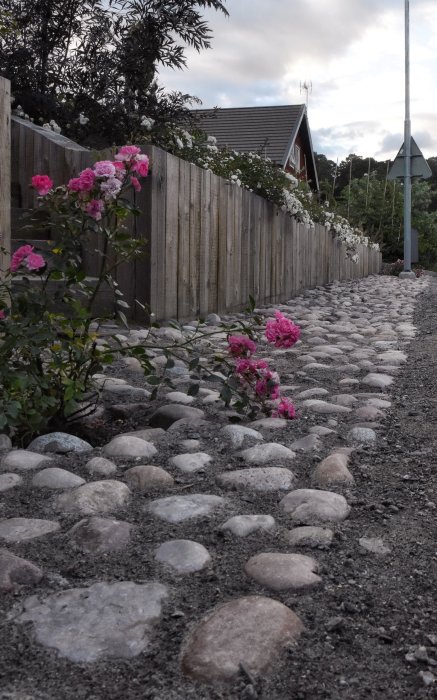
0, 77, 10, 276
10, 117, 381, 322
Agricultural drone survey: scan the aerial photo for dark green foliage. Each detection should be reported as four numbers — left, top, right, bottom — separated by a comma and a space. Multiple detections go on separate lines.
0, 0, 228, 147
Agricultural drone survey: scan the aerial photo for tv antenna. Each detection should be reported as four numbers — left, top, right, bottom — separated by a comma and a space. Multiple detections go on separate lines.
300, 80, 312, 109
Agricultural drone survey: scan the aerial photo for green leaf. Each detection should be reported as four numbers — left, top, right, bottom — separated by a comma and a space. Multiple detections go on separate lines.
187, 383, 200, 397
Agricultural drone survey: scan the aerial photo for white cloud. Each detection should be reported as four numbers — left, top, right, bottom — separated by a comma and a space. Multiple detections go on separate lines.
158, 0, 437, 161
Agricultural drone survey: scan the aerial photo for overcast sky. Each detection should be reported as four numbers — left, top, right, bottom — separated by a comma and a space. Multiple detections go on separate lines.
158, 0, 437, 163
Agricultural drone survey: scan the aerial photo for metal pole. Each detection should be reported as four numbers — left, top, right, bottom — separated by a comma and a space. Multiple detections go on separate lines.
404, 0, 412, 271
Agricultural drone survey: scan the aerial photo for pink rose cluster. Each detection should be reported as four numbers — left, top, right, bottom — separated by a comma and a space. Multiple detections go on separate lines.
265, 310, 301, 348
31, 175, 53, 196
10, 245, 45, 273
31, 146, 150, 222
227, 325, 299, 419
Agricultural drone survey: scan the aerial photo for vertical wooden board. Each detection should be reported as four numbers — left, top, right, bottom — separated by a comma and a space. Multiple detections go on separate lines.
284, 215, 293, 298
217, 176, 229, 314
177, 157, 191, 320
207, 172, 220, 314
145, 146, 167, 319
260, 201, 269, 303
0, 77, 11, 273
252, 196, 261, 303
164, 153, 180, 319
240, 189, 251, 308
225, 184, 236, 310
189, 162, 201, 318
199, 167, 211, 317
279, 211, 286, 300
232, 185, 242, 310
269, 206, 277, 303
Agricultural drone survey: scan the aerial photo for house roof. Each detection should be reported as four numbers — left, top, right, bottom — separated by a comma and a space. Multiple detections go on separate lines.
192, 104, 319, 190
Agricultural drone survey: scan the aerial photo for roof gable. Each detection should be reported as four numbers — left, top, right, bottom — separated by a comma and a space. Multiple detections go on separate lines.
192, 104, 318, 190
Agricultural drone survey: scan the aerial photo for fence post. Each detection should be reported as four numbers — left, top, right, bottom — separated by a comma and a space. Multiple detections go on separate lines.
0, 77, 11, 277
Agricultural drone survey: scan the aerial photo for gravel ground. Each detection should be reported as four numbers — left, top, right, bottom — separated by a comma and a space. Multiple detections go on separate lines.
1, 274, 437, 700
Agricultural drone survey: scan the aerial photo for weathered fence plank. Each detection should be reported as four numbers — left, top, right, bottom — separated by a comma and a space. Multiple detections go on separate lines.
0, 77, 10, 275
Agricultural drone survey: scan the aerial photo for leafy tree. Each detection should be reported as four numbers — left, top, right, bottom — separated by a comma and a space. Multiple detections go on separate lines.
0, 0, 228, 146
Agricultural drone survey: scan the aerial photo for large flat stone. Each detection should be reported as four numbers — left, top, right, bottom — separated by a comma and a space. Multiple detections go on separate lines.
238, 443, 296, 464
1, 450, 53, 472
280, 489, 351, 524
149, 404, 205, 429
155, 539, 211, 573
217, 467, 295, 492
220, 425, 264, 450
68, 517, 132, 554
181, 596, 304, 682
55, 481, 130, 515
27, 432, 93, 454
102, 436, 157, 460
31, 467, 85, 489
0, 518, 60, 543
169, 452, 212, 473
0, 548, 43, 591
17, 581, 168, 662
220, 514, 275, 537
244, 552, 321, 590
312, 453, 354, 487
147, 494, 225, 523
124, 465, 174, 491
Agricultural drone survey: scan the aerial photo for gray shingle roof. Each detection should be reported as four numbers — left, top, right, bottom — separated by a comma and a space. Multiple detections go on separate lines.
192, 105, 306, 167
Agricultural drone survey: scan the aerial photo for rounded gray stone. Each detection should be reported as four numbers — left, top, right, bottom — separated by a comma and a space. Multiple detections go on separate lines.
102, 436, 158, 459
181, 595, 304, 682
27, 432, 93, 454
285, 526, 334, 548
244, 552, 321, 591
361, 373, 394, 390
0, 548, 43, 591
290, 434, 322, 452
149, 404, 205, 429
280, 489, 351, 524
17, 581, 168, 662
31, 467, 85, 489
238, 443, 296, 464
169, 452, 212, 473
68, 517, 132, 554
54, 480, 130, 515
347, 427, 377, 444
359, 537, 392, 555
220, 514, 275, 537
164, 391, 195, 405
85, 456, 117, 477
124, 465, 174, 491
155, 539, 211, 573
217, 467, 295, 492
220, 425, 264, 450
147, 494, 225, 523
0, 473, 23, 492
312, 453, 354, 487
1, 450, 53, 472
0, 518, 60, 543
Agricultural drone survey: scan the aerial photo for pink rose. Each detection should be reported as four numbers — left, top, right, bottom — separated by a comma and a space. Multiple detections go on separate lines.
93, 160, 116, 178
77, 168, 96, 192
31, 174, 53, 196
68, 177, 82, 191
265, 311, 301, 348
85, 199, 105, 221
228, 335, 257, 358
112, 161, 125, 171
24, 252, 46, 271
130, 176, 141, 192
0, 309, 6, 320
115, 145, 141, 162
11, 244, 34, 272
132, 154, 149, 177
274, 398, 296, 419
